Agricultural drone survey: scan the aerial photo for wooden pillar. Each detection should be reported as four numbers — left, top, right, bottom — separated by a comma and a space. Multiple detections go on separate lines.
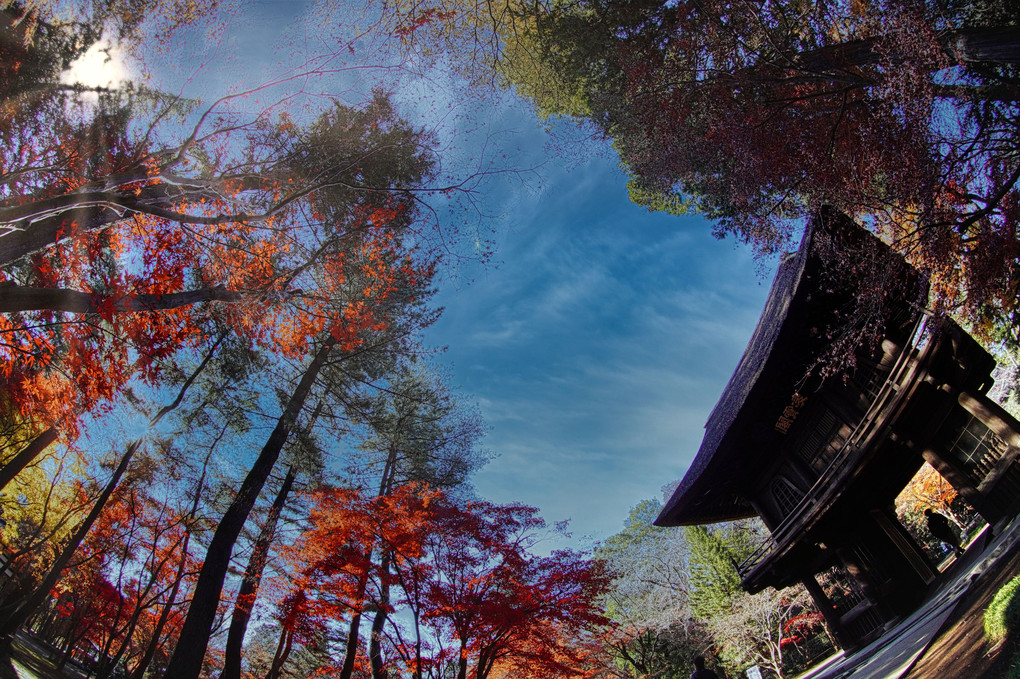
801, 574, 850, 650
959, 392, 1020, 445
835, 545, 888, 619
871, 506, 937, 586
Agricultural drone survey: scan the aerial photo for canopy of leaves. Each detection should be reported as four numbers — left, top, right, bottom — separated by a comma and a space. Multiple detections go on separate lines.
489, 0, 1020, 341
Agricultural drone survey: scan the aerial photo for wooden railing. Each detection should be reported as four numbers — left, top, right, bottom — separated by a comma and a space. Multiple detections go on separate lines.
738, 315, 932, 579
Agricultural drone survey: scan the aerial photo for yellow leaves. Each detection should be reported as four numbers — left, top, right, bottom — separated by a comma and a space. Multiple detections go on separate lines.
895, 463, 958, 516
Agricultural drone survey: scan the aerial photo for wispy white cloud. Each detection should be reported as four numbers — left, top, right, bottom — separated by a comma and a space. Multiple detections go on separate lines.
430, 148, 776, 546
152, 2, 777, 550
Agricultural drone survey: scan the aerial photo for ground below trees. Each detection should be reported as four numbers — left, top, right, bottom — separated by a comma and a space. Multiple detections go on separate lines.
899, 535, 1020, 678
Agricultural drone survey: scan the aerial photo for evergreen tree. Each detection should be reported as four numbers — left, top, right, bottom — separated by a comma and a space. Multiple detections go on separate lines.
685, 525, 743, 620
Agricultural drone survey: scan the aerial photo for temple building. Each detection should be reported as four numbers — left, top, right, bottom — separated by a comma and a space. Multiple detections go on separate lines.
655, 208, 1020, 649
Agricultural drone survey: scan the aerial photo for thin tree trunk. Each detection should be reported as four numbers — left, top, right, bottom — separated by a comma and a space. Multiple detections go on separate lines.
220, 467, 296, 679
368, 553, 391, 679
163, 337, 337, 679
127, 532, 190, 679
0, 335, 220, 647
127, 450, 212, 679
339, 571, 370, 679
0, 426, 58, 491
264, 625, 293, 679
456, 641, 468, 679
366, 439, 400, 678
100, 509, 194, 679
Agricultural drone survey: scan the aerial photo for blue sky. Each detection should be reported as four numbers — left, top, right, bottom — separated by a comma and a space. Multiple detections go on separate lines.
424, 151, 773, 545
95, 0, 777, 549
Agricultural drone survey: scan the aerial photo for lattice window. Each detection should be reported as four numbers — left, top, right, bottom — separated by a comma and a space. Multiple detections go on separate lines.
851, 358, 887, 404
796, 409, 853, 473
772, 477, 804, 518
948, 413, 1009, 479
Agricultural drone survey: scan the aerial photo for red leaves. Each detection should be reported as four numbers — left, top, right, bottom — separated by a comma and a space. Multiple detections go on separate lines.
780, 612, 825, 648
1, 87, 440, 456
392, 8, 455, 39
280, 484, 610, 678
0, 178, 435, 442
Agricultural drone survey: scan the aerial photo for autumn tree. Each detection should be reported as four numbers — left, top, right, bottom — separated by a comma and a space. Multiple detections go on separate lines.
34, 450, 205, 679
497, 0, 1020, 334
0, 330, 225, 648
320, 365, 487, 679
0, 446, 92, 615
280, 485, 610, 679
163, 215, 438, 679
0, 80, 442, 500
1, 0, 469, 503
386, 495, 611, 679
256, 363, 490, 679
895, 462, 981, 558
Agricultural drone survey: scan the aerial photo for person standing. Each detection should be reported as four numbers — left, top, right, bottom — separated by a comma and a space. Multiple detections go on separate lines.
691, 655, 719, 679
925, 509, 964, 557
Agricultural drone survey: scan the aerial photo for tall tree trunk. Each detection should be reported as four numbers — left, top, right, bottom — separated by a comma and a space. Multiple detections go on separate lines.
0, 179, 199, 267
220, 467, 296, 679
945, 27, 1020, 65
0, 426, 58, 491
163, 337, 337, 679
793, 27, 1020, 73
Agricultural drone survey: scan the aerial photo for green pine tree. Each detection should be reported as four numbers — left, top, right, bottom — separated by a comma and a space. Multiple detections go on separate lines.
685, 525, 743, 620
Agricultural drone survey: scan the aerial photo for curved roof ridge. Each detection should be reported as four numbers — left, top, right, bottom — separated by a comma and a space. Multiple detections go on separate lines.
656, 216, 820, 526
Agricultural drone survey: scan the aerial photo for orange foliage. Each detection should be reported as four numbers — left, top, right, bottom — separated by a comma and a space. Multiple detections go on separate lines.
277, 485, 611, 679
0, 187, 431, 443
2, 82, 437, 459
896, 462, 958, 515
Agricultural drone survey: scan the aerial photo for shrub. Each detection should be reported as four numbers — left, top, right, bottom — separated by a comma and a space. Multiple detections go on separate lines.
985, 575, 1020, 644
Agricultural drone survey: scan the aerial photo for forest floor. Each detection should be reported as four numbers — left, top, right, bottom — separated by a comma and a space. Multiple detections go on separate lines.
0, 633, 90, 679
899, 533, 1020, 679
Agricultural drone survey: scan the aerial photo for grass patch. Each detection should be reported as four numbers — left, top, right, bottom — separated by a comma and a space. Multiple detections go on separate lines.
986, 574, 1020, 644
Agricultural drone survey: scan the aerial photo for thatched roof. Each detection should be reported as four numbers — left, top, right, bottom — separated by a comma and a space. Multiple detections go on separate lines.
655, 210, 834, 526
